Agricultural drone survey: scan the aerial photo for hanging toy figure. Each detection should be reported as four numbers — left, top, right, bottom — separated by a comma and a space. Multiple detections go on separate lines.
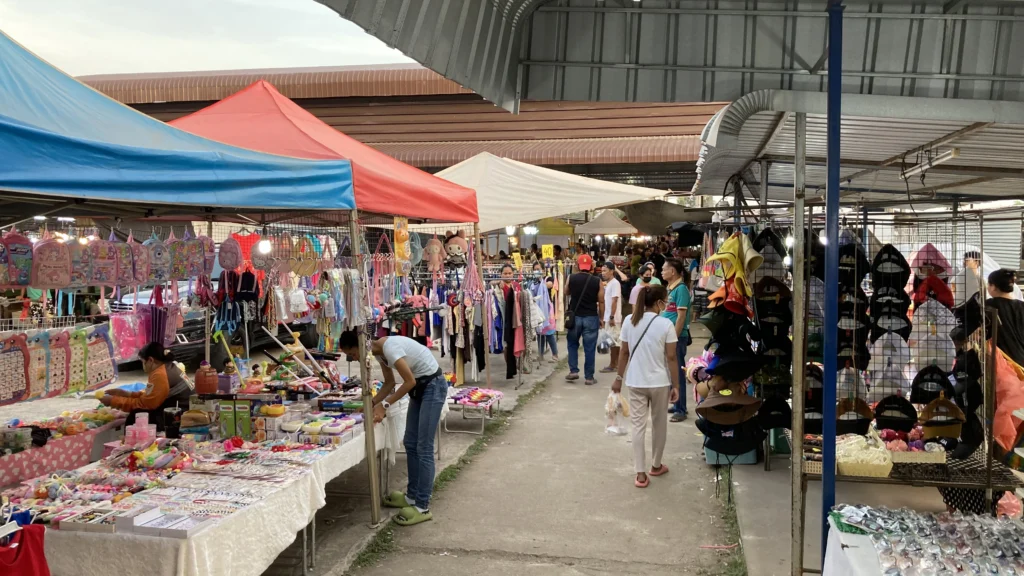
424, 236, 446, 274
444, 230, 468, 268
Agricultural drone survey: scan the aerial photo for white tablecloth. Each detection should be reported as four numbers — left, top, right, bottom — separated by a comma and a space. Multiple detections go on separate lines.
45, 407, 405, 576
822, 517, 881, 576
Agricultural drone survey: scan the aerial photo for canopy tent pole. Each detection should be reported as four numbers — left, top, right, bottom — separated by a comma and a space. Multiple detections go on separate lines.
475, 223, 492, 387
821, 0, 844, 563
351, 210, 382, 526
790, 112, 807, 576
205, 219, 213, 364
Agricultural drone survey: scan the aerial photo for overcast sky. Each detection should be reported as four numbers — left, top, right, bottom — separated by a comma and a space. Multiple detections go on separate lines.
0, 0, 414, 76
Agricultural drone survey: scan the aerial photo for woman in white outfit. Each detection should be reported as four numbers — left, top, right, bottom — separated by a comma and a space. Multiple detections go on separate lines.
611, 284, 681, 488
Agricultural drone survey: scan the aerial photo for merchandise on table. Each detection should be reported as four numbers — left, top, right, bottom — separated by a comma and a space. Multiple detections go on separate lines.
832, 503, 1024, 574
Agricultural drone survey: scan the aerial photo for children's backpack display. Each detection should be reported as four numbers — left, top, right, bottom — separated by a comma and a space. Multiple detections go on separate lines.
85, 324, 118, 391
47, 331, 71, 398
31, 233, 72, 290
25, 332, 49, 400
185, 231, 205, 277
0, 334, 30, 406
167, 229, 189, 281
198, 235, 216, 276
67, 329, 89, 394
251, 236, 275, 272
219, 235, 243, 272
2, 229, 34, 287
67, 240, 93, 290
0, 242, 10, 286
127, 231, 150, 285
144, 232, 170, 284
88, 233, 119, 287
111, 230, 135, 287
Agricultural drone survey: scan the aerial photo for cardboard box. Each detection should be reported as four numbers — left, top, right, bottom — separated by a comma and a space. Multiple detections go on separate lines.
134, 513, 187, 537
161, 516, 214, 539
59, 507, 117, 533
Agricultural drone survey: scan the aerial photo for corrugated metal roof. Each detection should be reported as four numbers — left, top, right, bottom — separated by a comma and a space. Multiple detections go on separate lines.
370, 135, 702, 167
694, 90, 1024, 203
79, 64, 472, 104
319, 0, 1024, 111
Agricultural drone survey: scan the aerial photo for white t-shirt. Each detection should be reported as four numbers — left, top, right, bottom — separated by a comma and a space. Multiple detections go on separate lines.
952, 266, 981, 306
619, 312, 678, 389
604, 278, 622, 323
381, 336, 438, 378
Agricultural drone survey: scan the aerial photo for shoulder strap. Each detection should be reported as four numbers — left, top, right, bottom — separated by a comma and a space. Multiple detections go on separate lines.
628, 315, 657, 362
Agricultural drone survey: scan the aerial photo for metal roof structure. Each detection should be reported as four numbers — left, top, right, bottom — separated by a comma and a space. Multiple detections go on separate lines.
318, 0, 1024, 112
695, 89, 1024, 203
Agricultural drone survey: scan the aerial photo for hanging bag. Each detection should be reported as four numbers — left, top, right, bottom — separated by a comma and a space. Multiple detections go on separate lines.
128, 231, 150, 286
219, 235, 243, 273
89, 231, 118, 287
198, 234, 216, 276
2, 229, 34, 288
0, 334, 30, 406
251, 235, 275, 272
0, 241, 9, 287
294, 236, 318, 277
67, 239, 93, 290
46, 331, 71, 398
67, 328, 89, 394
167, 229, 189, 281
112, 230, 136, 287
184, 229, 205, 277
144, 231, 171, 284
25, 331, 50, 400
85, 324, 118, 391
31, 232, 71, 290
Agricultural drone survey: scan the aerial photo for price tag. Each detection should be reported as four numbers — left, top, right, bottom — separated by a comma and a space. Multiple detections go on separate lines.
511, 252, 523, 270
542, 244, 554, 259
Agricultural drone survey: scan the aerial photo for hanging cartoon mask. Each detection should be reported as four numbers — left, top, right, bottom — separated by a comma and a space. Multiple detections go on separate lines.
444, 230, 468, 268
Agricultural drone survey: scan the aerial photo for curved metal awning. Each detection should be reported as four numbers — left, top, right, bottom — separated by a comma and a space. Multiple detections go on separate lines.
694, 89, 1024, 203
319, 0, 1024, 112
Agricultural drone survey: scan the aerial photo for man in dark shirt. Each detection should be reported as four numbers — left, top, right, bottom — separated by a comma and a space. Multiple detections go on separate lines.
566, 254, 601, 385
988, 269, 1024, 367
652, 242, 669, 282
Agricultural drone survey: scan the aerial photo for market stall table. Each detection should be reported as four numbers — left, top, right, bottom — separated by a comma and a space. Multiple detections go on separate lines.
0, 419, 125, 488
42, 407, 405, 576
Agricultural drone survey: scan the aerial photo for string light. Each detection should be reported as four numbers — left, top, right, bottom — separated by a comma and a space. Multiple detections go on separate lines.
783, 255, 793, 266
785, 235, 795, 248
257, 239, 272, 254
818, 231, 828, 245
522, 225, 538, 235
505, 225, 517, 236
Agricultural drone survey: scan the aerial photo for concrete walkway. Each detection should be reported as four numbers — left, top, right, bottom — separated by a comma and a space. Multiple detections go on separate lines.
351, 360, 735, 576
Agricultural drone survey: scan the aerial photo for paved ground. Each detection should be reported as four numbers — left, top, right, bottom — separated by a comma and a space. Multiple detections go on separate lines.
349, 345, 734, 576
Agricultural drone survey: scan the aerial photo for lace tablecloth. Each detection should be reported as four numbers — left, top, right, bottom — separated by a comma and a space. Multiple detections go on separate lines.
44, 409, 403, 576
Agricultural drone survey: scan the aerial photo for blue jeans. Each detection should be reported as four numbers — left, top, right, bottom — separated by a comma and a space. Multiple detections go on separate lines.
403, 373, 447, 509
538, 333, 558, 358
567, 315, 600, 379
672, 336, 688, 414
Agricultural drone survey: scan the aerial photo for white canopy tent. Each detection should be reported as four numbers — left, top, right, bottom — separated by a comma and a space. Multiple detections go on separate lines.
574, 210, 638, 235
437, 152, 665, 233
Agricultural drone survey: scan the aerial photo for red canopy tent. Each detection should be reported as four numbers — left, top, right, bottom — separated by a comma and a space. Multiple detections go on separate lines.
170, 80, 478, 223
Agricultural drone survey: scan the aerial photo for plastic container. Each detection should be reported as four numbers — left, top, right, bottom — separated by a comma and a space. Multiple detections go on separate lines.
194, 361, 219, 395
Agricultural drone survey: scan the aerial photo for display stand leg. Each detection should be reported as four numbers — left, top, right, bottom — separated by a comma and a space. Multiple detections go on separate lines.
351, 210, 382, 527
791, 111, 808, 576
302, 523, 308, 575
311, 514, 316, 569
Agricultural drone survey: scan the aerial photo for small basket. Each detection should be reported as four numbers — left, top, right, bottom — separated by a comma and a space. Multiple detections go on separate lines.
803, 460, 823, 475
890, 450, 946, 464
838, 460, 893, 478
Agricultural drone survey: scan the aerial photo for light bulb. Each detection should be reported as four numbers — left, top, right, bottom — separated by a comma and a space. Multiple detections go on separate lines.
257, 239, 272, 254
57, 217, 75, 223
785, 235, 795, 248
523, 225, 538, 235
818, 231, 827, 245
783, 255, 793, 266
78, 237, 88, 245
32, 215, 46, 221
594, 235, 602, 242
505, 225, 517, 236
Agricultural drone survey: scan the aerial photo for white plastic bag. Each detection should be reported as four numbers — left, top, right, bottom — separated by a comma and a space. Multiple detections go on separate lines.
597, 329, 615, 354
605, 392, 629, 435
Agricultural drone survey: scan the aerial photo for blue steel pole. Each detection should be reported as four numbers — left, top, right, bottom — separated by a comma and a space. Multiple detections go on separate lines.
822, 0, 844, 566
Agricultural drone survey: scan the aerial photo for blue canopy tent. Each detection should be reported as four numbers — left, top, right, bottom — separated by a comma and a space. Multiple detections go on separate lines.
0, 30, 354, 223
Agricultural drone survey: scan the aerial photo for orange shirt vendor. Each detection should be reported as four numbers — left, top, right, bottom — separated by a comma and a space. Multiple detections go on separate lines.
100, 342, 192, 429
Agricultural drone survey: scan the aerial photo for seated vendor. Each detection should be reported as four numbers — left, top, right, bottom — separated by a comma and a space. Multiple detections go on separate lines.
100, 342, 192, 431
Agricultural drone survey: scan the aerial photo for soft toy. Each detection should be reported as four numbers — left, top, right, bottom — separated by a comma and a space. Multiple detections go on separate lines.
424, 236, 446, 273
444, 230, 468, 268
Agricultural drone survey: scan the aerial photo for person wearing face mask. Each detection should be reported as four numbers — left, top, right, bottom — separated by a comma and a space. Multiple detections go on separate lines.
100, 342, 192, 430
628, 265, 660, 307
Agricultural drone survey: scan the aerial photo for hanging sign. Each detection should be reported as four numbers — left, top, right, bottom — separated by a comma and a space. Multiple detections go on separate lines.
394, 217, 411, 276
511, 252, 523, 271
542, 244, 554, 259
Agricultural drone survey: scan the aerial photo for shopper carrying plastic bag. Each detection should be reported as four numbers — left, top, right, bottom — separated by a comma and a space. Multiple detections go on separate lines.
605, 391, 629, 435
612, 284, 681, 488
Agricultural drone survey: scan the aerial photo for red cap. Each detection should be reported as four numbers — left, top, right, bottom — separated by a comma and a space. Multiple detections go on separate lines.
577, 254, 594, 271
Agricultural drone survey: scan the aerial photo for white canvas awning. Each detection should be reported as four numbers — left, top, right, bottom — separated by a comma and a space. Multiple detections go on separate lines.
574, 211, 638, 235
437, 152, 665, 234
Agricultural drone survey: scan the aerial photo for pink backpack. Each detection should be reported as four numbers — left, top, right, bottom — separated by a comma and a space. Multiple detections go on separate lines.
67, 240, 92, 290
144, 232, 170, 284
111, 230, 135, 287
128, 231, 150, 285
167, 229, 189, 281
184, 230, 204, 277
2, 230, 33, 287
89, 233, 118, 287
219, 236, 243, 272
0, 242, 9, 286
31, 232, 72, 289
198, 234, 216, 276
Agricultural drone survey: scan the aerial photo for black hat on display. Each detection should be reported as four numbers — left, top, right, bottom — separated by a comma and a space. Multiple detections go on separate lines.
804, 408, 824, 435
869, 304, 913, 342
954, 291, 983, 337
805, 364, 825, 410
838, 243, 870, 288
873, 395, 918, 433
837, 333, 871, 372
952, 349, 983, 411
760, 337, 793, 363
839, 300, 870, 339
872, 244, 912, 289
870, 286, 911, 315
910, 364, 955, 404
757, 396, 792, 431
753, 228, 787, 261
697, 417, 768, 457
